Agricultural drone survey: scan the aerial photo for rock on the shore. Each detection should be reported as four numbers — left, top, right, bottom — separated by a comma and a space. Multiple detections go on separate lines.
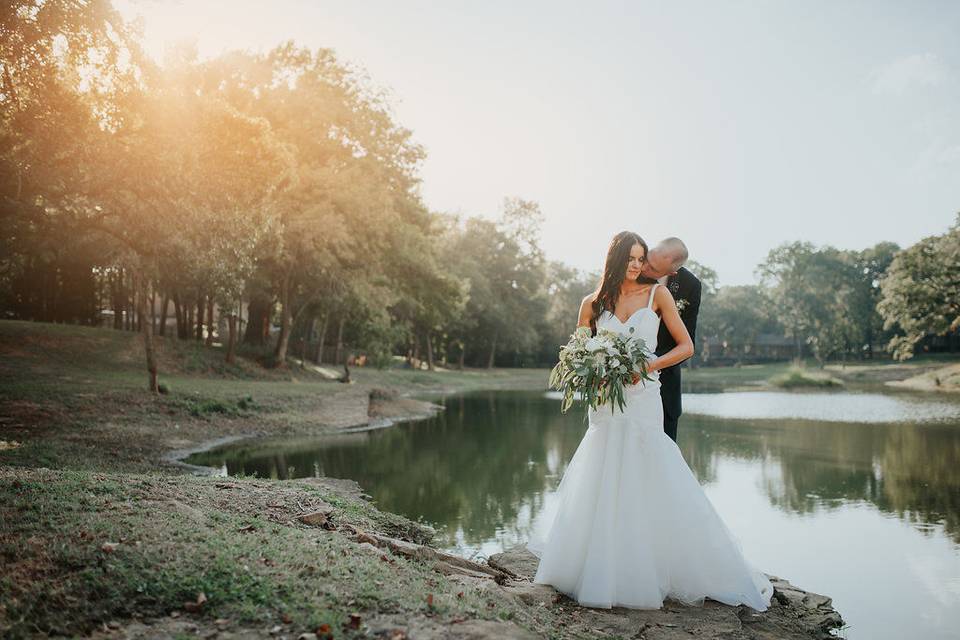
486, 545, 844, 640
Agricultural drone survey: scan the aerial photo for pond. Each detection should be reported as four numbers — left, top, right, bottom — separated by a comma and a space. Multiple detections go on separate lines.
186, 388, 960, 640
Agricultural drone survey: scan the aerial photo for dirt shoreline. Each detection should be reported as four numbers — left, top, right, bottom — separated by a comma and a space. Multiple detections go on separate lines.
161, 390, 445, 476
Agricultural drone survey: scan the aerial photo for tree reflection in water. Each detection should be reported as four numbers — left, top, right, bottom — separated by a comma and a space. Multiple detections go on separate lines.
187, 390, 960, 548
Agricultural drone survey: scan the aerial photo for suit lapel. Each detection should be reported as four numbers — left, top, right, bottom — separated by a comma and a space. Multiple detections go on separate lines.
668, 272, 681, 297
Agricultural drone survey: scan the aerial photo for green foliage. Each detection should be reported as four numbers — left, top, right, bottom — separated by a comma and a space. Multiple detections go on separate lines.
771, 367, 843, 389
549, 327, 654, 414
757, 241, 899, 364
879, 217, 960, 360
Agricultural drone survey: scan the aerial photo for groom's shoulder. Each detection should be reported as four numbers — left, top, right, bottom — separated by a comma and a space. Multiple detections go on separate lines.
677, 266, 701, 287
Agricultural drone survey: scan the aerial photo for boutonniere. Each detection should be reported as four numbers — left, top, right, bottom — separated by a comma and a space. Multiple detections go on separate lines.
675, 298, 689, 313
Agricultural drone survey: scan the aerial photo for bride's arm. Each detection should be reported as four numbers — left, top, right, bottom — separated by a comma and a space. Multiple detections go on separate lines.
649, 286, 694, 373
577, 293, 596, 329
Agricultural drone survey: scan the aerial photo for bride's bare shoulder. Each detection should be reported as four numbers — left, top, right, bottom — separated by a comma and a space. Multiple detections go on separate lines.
580, 291, 599, 310
578, 291, 598, 324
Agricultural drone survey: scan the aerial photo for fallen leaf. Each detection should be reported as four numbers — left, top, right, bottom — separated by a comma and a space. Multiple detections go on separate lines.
426, 593, 434, 607
347, 612, 361, 629
101, 542, 119, 553
457, 591, 464, 599
282, 612, 292, 624
238, 524, 256, 533
184, 592, 207, 612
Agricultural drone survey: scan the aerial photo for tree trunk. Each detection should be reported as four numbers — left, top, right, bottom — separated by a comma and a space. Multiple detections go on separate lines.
315, 313, 329, 364
272, 275, 293, 366
158, 294, 169, 337
196, 294, 205, 341
243, 295, 271, 346
226, 313, 238, 364
131, 270, 139, 332
205, 297, 215, 346
426, 333, 435, 371
173, 293, 184, 339
148, 284, 156, 336
150, 288, 157, 334
134, 269, 159, 394
458, 341, 466, 370
334, 316, 345, 365
110, 271, 122, 330
487, 334, 498, 369
123, 269, 131, 331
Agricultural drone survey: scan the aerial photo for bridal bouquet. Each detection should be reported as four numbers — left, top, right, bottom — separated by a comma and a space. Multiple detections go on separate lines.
549, 326, 655, 414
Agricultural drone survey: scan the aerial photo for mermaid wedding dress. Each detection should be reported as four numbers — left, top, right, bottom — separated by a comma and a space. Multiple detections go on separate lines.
527, 285, 773, 611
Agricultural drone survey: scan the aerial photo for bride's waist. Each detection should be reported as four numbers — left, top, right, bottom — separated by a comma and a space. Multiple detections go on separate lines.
623, 373, 660, 393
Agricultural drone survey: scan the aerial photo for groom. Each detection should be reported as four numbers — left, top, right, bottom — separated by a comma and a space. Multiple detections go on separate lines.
641, 238, 701, 443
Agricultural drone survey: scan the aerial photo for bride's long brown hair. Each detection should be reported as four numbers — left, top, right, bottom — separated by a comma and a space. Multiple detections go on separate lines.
590, 231, 649, 333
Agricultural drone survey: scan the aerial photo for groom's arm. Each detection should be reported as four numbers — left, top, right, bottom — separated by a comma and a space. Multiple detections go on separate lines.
682, 277, 702, 350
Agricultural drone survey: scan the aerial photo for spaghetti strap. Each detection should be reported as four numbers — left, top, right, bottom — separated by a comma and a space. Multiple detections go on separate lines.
647, 283, 658, 309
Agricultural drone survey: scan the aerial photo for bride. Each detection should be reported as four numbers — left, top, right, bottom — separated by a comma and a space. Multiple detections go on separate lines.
528, 231, 773, 612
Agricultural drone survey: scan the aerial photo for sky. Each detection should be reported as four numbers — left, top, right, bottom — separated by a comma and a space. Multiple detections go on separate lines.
115, 0, 960, 285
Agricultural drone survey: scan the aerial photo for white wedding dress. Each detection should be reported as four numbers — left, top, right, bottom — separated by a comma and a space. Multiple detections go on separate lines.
528, 285, 773, 611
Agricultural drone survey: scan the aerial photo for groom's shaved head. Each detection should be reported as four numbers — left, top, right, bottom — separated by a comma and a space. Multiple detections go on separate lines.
641, 237, 689, 279
656, 237, 689, 270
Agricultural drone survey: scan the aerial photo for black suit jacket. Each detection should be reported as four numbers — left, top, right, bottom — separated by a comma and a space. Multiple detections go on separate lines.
654, 267, 702, 420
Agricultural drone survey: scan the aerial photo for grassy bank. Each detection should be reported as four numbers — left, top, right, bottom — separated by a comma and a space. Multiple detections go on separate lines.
886, 361, 960, 393
0, 320, 558, 639
1, 467, 566, 639
770, 367, 843, 389
683, 356, 960, 391
0, 320, 548, 475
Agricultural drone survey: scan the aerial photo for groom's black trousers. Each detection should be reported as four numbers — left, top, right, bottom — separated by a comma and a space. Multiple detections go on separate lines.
659, 365, 682, 443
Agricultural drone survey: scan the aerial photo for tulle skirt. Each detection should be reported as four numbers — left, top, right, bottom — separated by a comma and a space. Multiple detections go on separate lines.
527, 378, 773, 611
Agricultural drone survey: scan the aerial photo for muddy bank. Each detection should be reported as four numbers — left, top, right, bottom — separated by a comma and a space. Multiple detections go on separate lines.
486, 546, 844, 640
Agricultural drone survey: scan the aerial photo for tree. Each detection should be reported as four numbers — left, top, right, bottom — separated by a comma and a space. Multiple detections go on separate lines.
697, 285, 783, 362
757, 242, 863, 365
846, 242, 899, 358
448, 200, 548, 368
879, 217, 960, 360
206, 45, 425, 366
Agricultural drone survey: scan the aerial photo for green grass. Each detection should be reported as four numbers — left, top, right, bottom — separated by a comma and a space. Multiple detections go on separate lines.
684, 361, 794, 387
770, 367, 844, 389
0, 468, 546, 639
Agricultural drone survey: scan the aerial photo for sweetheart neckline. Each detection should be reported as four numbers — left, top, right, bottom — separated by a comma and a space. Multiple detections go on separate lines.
604, 307, 658, 325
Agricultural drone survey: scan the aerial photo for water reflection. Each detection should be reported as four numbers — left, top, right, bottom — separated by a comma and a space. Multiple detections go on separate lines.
187, 390, 960, 549
186, 389, 960, 640
679, 415, 960, 544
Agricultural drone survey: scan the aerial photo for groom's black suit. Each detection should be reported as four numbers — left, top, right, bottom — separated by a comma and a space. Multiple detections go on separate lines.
655, 267, 702, 443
